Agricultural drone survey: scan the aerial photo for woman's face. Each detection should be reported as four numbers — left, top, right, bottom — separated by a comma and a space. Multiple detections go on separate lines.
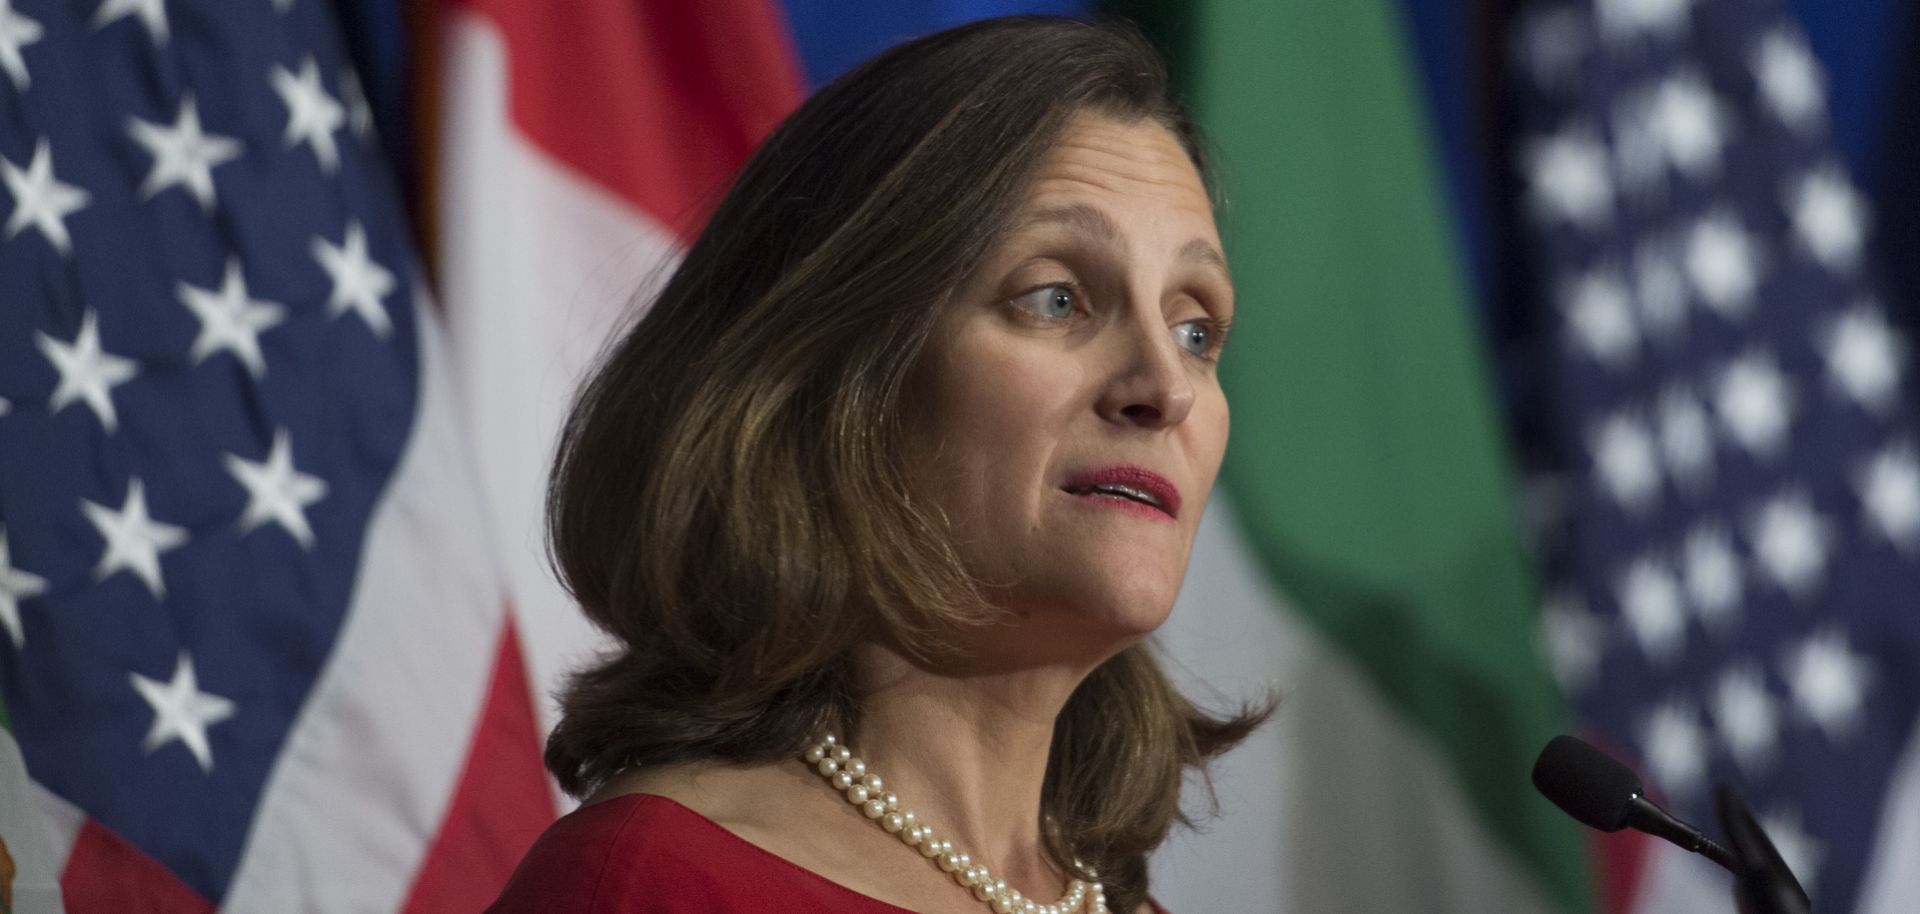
908, 113, 1233, 661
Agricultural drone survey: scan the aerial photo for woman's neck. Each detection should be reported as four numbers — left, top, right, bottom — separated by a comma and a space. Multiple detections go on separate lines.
846, 641, 1094, 897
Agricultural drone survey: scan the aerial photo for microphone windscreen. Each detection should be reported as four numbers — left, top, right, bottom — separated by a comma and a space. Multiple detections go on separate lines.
1532, 735, 1644, 832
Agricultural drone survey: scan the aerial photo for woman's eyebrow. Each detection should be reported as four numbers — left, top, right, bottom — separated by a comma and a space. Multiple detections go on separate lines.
1018, 203, 1121, 242
1175, 237, 1230, 279
1018, 204, 1230, 278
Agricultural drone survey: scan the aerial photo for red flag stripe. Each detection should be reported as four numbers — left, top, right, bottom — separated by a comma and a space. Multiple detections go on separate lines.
60, 820, 216, 914
450, 0, 807, 242
400, 616, 555, 914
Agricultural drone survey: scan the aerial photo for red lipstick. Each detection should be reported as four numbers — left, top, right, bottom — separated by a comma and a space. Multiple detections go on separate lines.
1061, 465, 1182, 520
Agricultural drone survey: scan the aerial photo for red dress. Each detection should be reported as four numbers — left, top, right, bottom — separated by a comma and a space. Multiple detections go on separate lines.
486, 794, 1168, 913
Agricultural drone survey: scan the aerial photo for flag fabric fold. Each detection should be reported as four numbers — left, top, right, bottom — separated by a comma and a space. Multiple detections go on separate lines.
1504, 0, 1920, 911
0, 0, 549, 909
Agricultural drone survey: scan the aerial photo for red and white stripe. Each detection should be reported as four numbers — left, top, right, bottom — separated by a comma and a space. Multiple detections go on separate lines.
432, 0, 803, 751
46, 1, 809, 908
38, 288, 553, 913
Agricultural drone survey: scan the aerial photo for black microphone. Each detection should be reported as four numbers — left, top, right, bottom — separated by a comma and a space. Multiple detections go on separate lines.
1531, 735, 1738, 873
1716, 786, 1812, 914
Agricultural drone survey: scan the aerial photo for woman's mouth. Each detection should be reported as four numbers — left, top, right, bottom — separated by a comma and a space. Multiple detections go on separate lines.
1061, 466, 1180, 520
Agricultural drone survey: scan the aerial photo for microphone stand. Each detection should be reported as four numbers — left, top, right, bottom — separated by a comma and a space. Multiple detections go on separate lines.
1714, 786, 1812, 914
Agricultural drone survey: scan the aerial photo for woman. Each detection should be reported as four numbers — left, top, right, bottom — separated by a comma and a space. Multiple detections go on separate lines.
488, 16, 1268, 914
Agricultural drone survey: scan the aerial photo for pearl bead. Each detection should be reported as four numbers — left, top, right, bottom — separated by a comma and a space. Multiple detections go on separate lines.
806, 735, 1092, 913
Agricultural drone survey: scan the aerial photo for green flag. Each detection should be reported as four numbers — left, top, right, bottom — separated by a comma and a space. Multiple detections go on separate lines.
1115, 1, 1593, 910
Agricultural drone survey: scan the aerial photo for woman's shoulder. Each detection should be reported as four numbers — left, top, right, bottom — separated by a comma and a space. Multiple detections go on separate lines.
485, 794, 730, 914
485, 793, 918, 914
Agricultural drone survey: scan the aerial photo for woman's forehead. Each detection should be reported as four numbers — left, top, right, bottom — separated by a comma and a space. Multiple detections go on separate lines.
1024, 115, 1207, 204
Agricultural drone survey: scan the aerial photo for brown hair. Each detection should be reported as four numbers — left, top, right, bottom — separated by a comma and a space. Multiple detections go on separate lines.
545, 16, 1268, 910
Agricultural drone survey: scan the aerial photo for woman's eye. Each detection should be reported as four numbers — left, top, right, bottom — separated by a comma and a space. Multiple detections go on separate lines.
1172, 319, 1211, 355
1012, 284, 1078, 320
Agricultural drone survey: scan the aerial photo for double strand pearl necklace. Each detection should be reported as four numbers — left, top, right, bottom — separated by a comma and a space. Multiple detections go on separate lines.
803, 735, 1107, 914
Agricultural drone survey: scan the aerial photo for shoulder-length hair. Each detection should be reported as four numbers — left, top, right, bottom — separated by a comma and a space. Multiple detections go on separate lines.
545, 16, 1267, 910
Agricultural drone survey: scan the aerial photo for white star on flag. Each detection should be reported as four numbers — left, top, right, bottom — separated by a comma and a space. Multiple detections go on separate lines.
1788, 167, 1867, 273
128, 95, 243, 211
81, 477, 189, 600
225, 429, 328, 548
3, 138, 91, 255
1753, 30, 1824, 132
1686, 211, 1762, 317
1658, 385, 1715, 490
1683, 524, 1742, 626
1750, 491, 1832, 599
340, 67, 374, 138
37, 309, 139, 433
1857, 443, 1920, 550
1822, 304, 1904, 413
1716, 350, 1795, 458
1634, 238, 1688, 341
1610, 89, 1665, 198
176, 257, 287, 377
1514, 7, 1590, 86
1541, 591, 1606, 693
1784, 629, 1871, 741
1712, 665, 1779, 773
129, 651, 235, 772
1596, 0, 1692, 43
1619, 556, 1687, 663
1565, 266, 1639, 366
270, 56, 345, 173
91, 0, 167, 45
1650, 69, 1726, 178
0, 0, 43, 91
1643, 700, 1709, 798
1526, 123, 1614, 229
0, 526, 49, 649
1594, 411, 1663, 511
312, 220, 396, 337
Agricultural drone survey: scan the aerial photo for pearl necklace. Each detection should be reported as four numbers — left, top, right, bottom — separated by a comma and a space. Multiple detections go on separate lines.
804, 735, 1108, 914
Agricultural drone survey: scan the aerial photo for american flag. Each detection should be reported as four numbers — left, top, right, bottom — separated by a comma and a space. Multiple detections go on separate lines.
1510, 0, 1920, 911
0, 0, 551, 910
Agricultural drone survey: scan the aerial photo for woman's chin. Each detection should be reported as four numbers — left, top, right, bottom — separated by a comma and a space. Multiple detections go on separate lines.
1000, 581, 1179, 657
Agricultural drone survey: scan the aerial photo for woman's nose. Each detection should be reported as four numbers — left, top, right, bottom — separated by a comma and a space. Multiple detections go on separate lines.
1097, 311, 1195, 429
